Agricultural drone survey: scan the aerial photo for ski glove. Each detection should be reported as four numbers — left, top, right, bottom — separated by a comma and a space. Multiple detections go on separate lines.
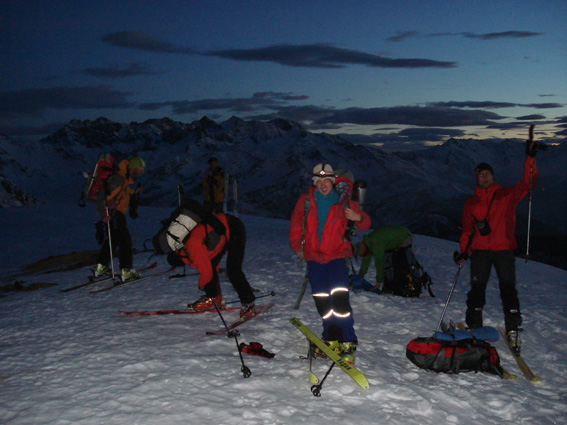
526, 139, 540, 158
453, 251, 469, 264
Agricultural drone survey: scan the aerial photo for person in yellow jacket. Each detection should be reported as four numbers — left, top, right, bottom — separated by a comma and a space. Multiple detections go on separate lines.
95, 156, 145, 281
201, 157, 224, 213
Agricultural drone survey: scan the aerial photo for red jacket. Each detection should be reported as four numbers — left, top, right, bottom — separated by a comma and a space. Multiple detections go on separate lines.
460, 157, 537, 253
176, 214, 229, 288
289, 185, 371, 263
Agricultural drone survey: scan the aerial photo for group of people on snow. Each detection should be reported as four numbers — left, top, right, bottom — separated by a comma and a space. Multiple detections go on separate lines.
93, 136, 539, 364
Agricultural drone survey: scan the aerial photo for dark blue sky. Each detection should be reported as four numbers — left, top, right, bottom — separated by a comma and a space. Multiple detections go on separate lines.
1, 0, 566, 149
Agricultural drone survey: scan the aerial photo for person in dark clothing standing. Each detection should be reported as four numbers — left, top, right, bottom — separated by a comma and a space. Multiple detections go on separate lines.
454, 139, 539, 354
201, 157, 224, 213
95, 156, 145, 281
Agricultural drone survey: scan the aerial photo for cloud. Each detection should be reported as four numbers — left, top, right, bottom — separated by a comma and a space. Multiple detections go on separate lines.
388, 30, 544, 42
82, 62, 164, 78
101, 31, 456, 69
463, 31, 544, 40
254, 105, 504, 128
138, 92, 309, 114
102, 31, 194, 54
207, 43, 457, 69
0, 86, 133, 117
428, 101, 563, 110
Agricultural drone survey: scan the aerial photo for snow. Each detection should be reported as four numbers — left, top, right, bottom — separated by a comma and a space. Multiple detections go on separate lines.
1, 203, 566, 425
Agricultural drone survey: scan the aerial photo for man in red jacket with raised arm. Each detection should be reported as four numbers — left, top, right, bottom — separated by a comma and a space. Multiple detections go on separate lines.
455, 138, 539, 355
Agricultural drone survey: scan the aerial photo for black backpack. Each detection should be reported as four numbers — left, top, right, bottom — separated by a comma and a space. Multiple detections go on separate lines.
382, 246, 434, 297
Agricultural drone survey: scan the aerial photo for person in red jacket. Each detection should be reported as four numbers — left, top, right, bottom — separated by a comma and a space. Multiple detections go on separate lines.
455, 140, 539, 354
169, 213, 256, 318
289, 163, 371, 364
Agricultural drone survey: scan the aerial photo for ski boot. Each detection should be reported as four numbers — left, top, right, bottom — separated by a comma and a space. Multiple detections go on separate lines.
239, 302, 256, 319
187, 294, 224, 311
94, 263, 112, 278
506, 329, 522, 356
340, 342, 357, 365
121, 268, 141, 282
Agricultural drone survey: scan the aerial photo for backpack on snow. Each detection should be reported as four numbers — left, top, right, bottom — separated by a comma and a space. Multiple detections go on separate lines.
152, 198, 226, 254
78, 153, 115, 207
382, 245, 434, 297
406, 335, 503, 376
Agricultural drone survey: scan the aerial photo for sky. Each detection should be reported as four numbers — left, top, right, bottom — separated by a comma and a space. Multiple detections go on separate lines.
1, 0, 566, 150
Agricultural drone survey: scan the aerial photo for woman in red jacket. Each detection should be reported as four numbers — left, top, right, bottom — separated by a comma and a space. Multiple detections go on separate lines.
289, 164, 371, 364
455, 142, 538, 354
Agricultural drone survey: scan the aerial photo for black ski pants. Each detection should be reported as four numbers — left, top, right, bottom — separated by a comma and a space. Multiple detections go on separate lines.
204, 215, 255, 304
97, 211, 133, 270
465, 249, 521, 332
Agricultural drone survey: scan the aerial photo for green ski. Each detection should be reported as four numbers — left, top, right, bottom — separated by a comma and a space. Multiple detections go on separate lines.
289, 317, 369, 390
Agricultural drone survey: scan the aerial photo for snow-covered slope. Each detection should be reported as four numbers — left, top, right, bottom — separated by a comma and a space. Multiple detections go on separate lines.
0, 204, 565, 425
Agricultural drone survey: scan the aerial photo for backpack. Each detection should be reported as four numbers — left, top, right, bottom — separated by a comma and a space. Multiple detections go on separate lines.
382, 245, 434, 297
152, 198, 226, 254
78, 153, 115, 207
406, 335, 503, 376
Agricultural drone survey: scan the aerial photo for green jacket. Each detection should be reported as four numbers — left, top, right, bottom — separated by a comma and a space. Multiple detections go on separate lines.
359, 225, 412, 283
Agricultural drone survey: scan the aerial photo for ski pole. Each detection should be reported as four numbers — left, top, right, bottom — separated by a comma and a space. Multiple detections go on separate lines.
211, 297, 251, 378
105, 206, 116, 279
311, 362, 335, 397
436, 227, 476, 331
525, 126, 535, 263
177, 184, 183, 206
435, 263, 463, 331
294, 268, 309, 310
225, 291, 276, 305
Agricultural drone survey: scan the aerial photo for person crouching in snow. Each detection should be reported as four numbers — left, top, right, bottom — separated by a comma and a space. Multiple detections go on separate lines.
289, 163, 371, 364
167, 213, 256, 319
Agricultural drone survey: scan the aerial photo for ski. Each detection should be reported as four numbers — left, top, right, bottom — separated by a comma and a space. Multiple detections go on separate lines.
289, 317, 369, 391
60, 262, 158, 292
120, 291, 276, 317
455, 322, 517, 380
90, 266, 176, 293
205, 302, 275, 335
498, 328, 542, 383
120, 307, 240, 317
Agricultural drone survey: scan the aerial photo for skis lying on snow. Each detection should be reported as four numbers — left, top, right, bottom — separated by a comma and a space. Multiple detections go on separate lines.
455, 322, 516, 380
60, 262, 158, 293
205, 303, 275, 336
289, 317, 369, 394
498, 327, 542, 384
90, 266, 176, 294
120, 306, 240, 317
120, 291, 277, 317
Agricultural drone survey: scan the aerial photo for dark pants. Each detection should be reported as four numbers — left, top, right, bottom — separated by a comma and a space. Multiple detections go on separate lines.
465, 250, 521, 332
308, 259, 356, 343
203, 200, 223, 214
97, 211, 133, 270
203, 215, 255, 304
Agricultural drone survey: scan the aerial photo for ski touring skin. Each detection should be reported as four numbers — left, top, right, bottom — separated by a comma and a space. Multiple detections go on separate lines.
289, 317, 369, 393
205, 303, 275, 336
498, 328, 542, 384
90, 266, 176, 293
60, 262, 158, 293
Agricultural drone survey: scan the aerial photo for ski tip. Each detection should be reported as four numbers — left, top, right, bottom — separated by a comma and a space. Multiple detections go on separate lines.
529, 376, 542, 383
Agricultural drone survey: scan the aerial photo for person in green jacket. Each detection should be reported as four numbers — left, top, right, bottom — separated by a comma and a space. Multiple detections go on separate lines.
355, 225, 413, 292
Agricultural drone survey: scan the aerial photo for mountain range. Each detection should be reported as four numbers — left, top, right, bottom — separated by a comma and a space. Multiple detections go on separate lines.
1, 116, 565, 269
